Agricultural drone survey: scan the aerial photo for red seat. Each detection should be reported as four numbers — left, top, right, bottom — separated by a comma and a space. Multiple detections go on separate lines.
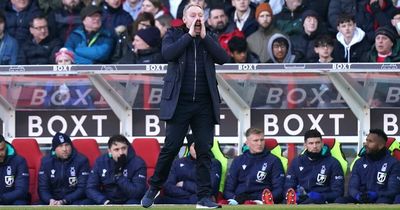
322, 138, 336, 149
12, 138, 43, 204
393, 149, 400, 160
72, 139, 101, 168
264, 138, 278, 150
131, 138, 160, 181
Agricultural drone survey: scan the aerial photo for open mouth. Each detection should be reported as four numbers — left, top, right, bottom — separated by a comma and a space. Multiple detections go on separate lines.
195, 20, 201, 27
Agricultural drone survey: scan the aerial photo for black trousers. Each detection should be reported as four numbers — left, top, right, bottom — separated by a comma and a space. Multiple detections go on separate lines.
150, 98, 215, 199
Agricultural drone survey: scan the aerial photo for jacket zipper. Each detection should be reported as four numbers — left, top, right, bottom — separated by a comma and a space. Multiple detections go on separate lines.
193, 40, 197, 102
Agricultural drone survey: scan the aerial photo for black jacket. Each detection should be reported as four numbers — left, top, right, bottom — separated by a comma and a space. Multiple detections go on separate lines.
17, 36, 63, 64
117, 47, 165, 64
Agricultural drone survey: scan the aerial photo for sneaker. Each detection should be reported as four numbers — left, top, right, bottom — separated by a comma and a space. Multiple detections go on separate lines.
141, 188, 160, 208
286, 188, 296, 205
196, 197, 222, 209
262, 188, 274, 204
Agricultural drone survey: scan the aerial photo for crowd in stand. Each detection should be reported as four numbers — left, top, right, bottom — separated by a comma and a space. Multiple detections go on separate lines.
0, 0, 399, 65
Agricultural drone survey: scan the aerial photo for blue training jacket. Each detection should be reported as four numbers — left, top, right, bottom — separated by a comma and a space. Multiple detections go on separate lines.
349, 149, 400, 201
224, 149, 285, 202
86, 146, 147, 204
0, 142, 29, 204
38, 146, 90, 204
284, 147, 344, 203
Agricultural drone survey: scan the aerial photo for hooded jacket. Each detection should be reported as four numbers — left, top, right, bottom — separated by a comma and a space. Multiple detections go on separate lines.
333, 27, 371, 62
224, 149, 285, 203
284, 145, 345, 203
0, 142, 29, 204
267, 33, 297, 63
86, 145, 147, 204
366, 39, 400, 62
38, 144, 90, 204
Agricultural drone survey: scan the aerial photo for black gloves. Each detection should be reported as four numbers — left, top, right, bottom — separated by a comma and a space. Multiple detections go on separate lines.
114, 154, 127, 176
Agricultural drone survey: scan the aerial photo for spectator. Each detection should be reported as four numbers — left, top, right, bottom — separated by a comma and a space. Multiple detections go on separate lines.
302, 0, 330, 31
355, 0, 397, 44
0, 135, 29, 205
17, 15, 62, 64
275, 0, 307, 36
123, 0, 143, 21
131, 12, 155, 36
228, 36, 260, 63
366, 26, 400, 62
312, 35, 338, 63
37, 0, 62, 14
0, 10, 18, 65
328, 0, 356, 33
332, 14, 370, 63
207, 6, 236, 37
101, 0, 133, 31
156, 142, 222, 204
38, 132, 92, 205
246, 2, 280, 62
228, 0, 258, 37
391, 9, 400, 37
290, 10, 326, 62
224, 128, 285, 204
155, 15, 173, 38
335, 129, 400, 204
250, 0, 285, 15
86, 134, 147, 205
267, 33, 297, 63
3, 0, 42, 45
284, 129, 344, 204
141, 0, 171, 19
48, 0, 85, 43
160, 0, 187, 19
65, 5, 114, 64
55, 47, 75, 65
117, 26, 164, 64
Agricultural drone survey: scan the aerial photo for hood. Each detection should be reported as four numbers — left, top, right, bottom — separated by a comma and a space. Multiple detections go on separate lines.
267, 33, 295, 63
336, 27, 365, 61
243, 148, 271, 158
0, 141, 16, 165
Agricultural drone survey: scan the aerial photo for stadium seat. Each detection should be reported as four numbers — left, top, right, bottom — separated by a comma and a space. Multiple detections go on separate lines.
11, 138, 43, 204
265, 138, 288, 173
131, 138, 160, 181
72, 138, 101, 168
323, 138, 348, 175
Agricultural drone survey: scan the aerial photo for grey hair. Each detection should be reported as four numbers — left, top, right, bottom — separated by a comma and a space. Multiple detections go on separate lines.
183, 3, 203, 16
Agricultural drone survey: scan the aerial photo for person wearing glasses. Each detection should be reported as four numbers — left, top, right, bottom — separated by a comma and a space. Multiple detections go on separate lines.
17, 15, 62, 64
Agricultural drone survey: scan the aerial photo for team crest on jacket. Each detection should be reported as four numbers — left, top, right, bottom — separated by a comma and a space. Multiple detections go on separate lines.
5, 176, 14, 187
69, 177, 77, 186
377, 172, 387, 184
256, 162, 268, 183
316, 165, 327, 185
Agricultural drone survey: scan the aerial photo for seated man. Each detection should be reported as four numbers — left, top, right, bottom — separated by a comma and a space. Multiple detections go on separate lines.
38, 132, 92, 205
86, 134, 147, 204
224, 127, 285, 205
227, 36, 260, 63
156, 142, 221, 204
284, 129, 344, 204
335, 129, 400, 204
266, 33, 298, 63
365, 26, 400, 62
0, 135, 29, 205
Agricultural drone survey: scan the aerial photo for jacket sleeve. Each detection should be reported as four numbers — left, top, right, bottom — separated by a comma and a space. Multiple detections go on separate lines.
211, 160, 222, 196
202, 33, 230, 65
284, 158, 299, 192
38, 158, 53, 204
1, 157, 29, 203
161, 30, 193, 61
115, 157, 147, 200
164, 160, 193, 197
378, 161, 400, 199
73, 36, 114, 63
86, 160, 108, 204
270, 157, 285, 201
64, 157, 90, 204
321, 159, 344, 202
348, 159, 362, 199
223, 158, 239, 199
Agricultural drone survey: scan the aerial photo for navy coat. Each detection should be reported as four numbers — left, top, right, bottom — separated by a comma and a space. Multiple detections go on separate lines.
160, 27, 229, 124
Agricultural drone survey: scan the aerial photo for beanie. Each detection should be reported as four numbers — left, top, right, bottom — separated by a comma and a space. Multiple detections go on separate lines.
375, 26, 396, 44
80, 5, 102, 20
255, 3, 273, 19
52, 132, 72, 151
136, 26, 161, 48
55, 48, 74, 63
301, 10, 319, 24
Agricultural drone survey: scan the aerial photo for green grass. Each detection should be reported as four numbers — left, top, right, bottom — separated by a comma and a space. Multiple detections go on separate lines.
1, 204, 400, 210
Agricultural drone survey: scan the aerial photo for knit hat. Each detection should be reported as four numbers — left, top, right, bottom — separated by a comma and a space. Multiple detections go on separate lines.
55, 48, 74, 63
80, 5, 102, 20
52, 132, 72, 151
301, 10, 319, 24
375, 26, 396, 43
255, 3, 273, 18
136, 26, 161, 47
